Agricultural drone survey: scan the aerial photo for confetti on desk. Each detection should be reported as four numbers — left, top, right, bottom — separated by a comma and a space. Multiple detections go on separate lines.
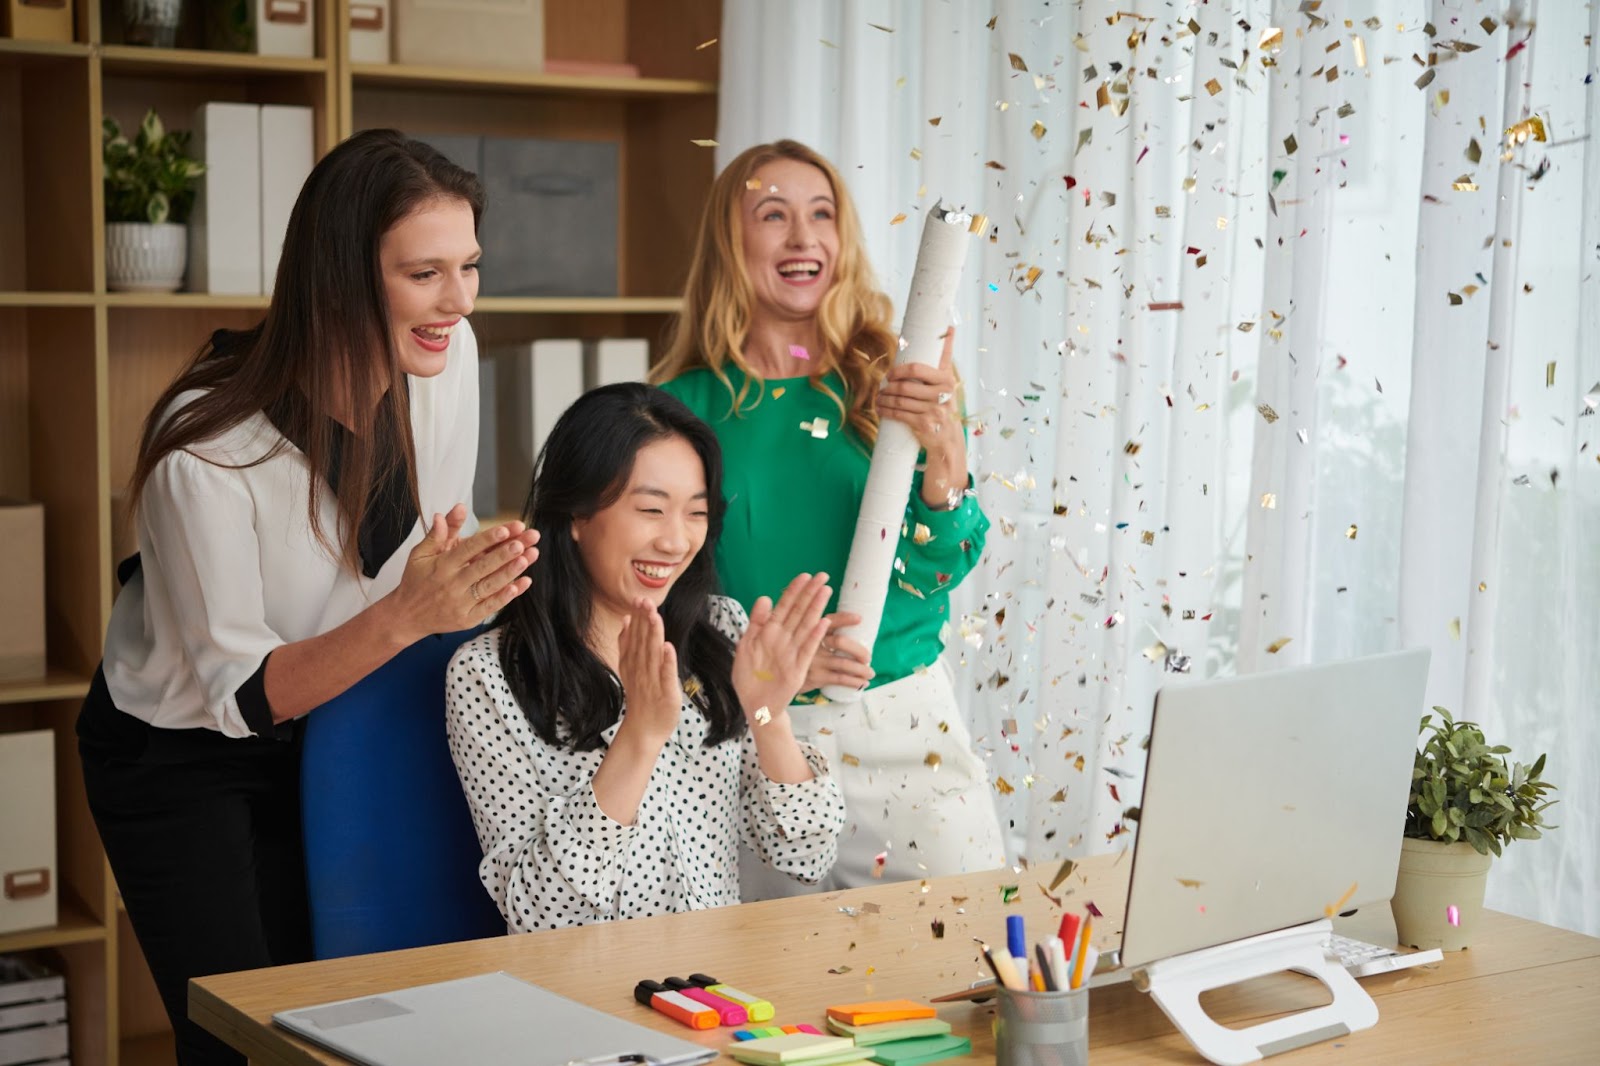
1000, 885, 1020, 903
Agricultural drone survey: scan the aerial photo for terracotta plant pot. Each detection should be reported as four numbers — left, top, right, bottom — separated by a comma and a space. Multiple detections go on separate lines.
1390, 837, 1491, 951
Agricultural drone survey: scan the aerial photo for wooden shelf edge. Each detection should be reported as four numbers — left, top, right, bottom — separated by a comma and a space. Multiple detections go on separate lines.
0, 292, 98, 307
352, 62, 716, 97
102, 292, 272, 310
0, 667, 93, 706
99, 44, 329, 77
0, 39, 93, 60
473, 296, 682, 314
0, 892, 107, 954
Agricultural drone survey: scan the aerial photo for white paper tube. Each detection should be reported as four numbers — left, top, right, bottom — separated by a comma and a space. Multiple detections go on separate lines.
821, 203, 981, 702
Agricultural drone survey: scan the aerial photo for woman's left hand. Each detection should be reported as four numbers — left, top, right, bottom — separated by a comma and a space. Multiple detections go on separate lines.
877, 326, 962, 456
732, 572, 832, 727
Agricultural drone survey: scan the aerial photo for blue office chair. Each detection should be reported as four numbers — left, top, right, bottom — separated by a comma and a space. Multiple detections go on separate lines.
300, 627, 507, 959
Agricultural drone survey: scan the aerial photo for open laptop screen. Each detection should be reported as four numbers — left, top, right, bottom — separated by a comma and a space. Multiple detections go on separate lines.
1119, 648, 1430, 969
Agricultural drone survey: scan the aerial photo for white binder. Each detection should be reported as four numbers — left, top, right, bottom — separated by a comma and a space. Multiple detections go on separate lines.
583, 338, 650, 391
189, 103, 262, 296
259, 105, 315, 295
495, 339, 583, 510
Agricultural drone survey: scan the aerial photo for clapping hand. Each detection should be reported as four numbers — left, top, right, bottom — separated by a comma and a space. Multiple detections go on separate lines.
388, 503, 539, 642
615, 598, 683, 744
732, 572, 832, 728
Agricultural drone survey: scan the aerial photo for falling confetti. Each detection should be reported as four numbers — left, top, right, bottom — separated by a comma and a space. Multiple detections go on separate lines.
1346, 524, 1358, 540
1505, 115, 1547, 146
789, 344, 811, 360
872, 852, 887, 879
1260, 492, 1278, 509
691, 139, 718, 148
1000, 885, 1020, 903
1257, 403, 1281, 424
1008, 52, 1029, 72
1049, 860, 1077, 892
1176, 878, 1204, 889
695, 38, 718, 50
931, 918, 945, 939
1324, 881, 1359, 918
752, 706, 772, 726
801, 418, 830, 439
1447, 905, 1461, 927
924, 752, 942, 769
1030, 121, 1047, 140
1085, 901, 1103, 918
889, 212, 907, 225
996, 777, 1015, 795
1266, 636, 1293, 654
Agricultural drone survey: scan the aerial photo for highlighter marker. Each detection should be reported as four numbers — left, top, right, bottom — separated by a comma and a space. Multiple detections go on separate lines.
686, 974, 776, 1022
633, 980, 717, 1030
1006, 915, 1029, 975
664, 977, 747, 1025
1045, 936, 1070, 992
1057, 912, 1082, 956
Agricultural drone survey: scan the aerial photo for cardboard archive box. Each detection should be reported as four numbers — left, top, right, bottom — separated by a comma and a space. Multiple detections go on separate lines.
0, 0, 72, 42
0, 501, 44, 682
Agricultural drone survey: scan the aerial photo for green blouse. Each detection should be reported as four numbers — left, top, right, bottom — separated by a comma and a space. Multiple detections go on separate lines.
659, 367, 988, 690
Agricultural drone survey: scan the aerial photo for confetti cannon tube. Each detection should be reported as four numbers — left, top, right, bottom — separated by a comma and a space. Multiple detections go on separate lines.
820, 203, 983, 703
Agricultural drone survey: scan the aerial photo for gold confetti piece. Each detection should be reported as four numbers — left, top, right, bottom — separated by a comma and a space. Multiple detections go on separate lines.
1353, 36, 1367, 67
924, 752, 942, 769
1030, 121, 1047, 140
1337, 102, 1355, 119
1141, 530, 1155, 545
895, 76, 906, 89
1481, 17, 1499, 34
683, 677, 702, 697
1259, 26, 1283, 50
1284, 134, 1298, 155
968, 213, 987, 234
1257, 403, 1280, 424
1324, 881, 1359, 918
912, 523, 933, 545
1266, 636, 1292, 654
1205, 77, 1222, 96
1075, 128, 1093, 154
745, 178, 762, 191
1073, 754, 1086, 772
842, 753, 861, 767
1261, 492, 1278, 509
1505, 115, 1547, 145
1049, 789, 1067, 803
691, 139, 718, 148
996, 777, 1015, 795
868, 22, 893, 33
1177, 878, 1205, 889
896, 578, 926, 600
819, 38, 837, 48
1008, 53, 1028, 72
754, 668, 775, 682
1448, 617, 1461, 640
889, 212, 907, 225
1048, 860, 1077, 892
1546, 361, 1556, 387
1416, 68, 1436, 90
985, 160, 1007, 170
1096, 83, 1111, 109
1466, 139, 1482, 164
1155, 205, 1171, 218
772, 387, 785, 399
909, 147, 922, 161
1143, 641, 1168, 662
1453, 177, 1479, 192
695, 38, 718, 50
1346, 524, 1358, 540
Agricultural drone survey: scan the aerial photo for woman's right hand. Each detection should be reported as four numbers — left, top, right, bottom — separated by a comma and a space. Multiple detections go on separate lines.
385, 503, 539, 642
614, 598, 683, 746
801, 610, 875, 693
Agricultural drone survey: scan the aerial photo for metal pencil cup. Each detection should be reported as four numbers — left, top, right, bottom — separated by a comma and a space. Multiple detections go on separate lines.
995, 986, 1089, 1066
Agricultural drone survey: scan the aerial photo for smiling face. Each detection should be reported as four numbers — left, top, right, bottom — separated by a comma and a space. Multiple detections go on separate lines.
379, 197, 481, 378
738, 158, 839, 326
572, 434, 710, 632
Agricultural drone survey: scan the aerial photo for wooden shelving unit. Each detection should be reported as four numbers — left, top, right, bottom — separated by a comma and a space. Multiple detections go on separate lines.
0, 1, 718, 1061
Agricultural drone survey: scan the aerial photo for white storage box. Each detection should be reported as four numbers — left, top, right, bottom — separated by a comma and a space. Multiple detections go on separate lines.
0, 955, 68, 1066
394, 0, 542, 71
255, 0, 315, 58
0, 731, 56, 935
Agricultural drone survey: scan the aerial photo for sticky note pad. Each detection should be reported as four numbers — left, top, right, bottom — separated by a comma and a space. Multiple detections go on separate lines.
867, 1034, 973, 1066
825, 1017, 953, 1046
826, 1001, 938, 1026
727, 1033, 859, 1065
731, 1050, 875, 1066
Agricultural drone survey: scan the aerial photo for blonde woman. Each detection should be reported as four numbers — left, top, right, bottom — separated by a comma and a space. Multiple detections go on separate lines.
654, 140, 1004, 894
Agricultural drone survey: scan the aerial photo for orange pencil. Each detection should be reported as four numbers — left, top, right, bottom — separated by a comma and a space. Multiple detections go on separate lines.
1069, 916, 1094, 990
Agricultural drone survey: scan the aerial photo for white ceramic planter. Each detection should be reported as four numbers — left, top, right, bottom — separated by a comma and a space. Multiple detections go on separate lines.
106, 222, 187, 293
1390, 837, 1492, 951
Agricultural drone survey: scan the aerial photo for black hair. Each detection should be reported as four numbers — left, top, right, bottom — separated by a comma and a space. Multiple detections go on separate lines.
495, 383, 743, 751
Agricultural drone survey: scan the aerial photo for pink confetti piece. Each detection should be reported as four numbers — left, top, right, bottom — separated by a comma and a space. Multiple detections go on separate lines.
789, 344, 810, 360
1085, 900, 1103, 918
1447, 904, 1461, 926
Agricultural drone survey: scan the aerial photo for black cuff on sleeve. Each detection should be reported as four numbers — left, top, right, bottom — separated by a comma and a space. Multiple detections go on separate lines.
237, 653, 292, 741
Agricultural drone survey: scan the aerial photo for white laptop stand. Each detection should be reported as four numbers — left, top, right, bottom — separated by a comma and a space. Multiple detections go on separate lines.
1131, 919, 1376, 1066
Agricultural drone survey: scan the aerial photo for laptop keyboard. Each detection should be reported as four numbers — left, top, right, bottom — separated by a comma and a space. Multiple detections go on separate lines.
1324, 934, 1443, 977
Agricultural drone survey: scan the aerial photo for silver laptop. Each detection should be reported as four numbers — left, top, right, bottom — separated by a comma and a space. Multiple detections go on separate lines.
1118, 648, 1430, 969
273, 972, 719, 1066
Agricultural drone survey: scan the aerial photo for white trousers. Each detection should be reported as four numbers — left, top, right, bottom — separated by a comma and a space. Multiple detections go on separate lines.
740, 658, 1006, 900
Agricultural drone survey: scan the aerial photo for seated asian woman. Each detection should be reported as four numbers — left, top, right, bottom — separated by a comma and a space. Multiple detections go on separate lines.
444, 383, 846, 930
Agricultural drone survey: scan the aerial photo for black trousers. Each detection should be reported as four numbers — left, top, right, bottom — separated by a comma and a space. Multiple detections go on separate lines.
78, 669, 312, 1066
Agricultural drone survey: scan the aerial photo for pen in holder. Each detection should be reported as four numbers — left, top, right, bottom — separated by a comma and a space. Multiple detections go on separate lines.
995, 985, 1089, 1066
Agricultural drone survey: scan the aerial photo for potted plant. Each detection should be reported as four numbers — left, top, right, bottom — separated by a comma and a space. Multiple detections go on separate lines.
102, 110, 205, 293
122, 0, 183, 48
1391, 707, 1557, 951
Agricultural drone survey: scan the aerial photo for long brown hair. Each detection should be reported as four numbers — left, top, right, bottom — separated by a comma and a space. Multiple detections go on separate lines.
128, 129, 484, 572
650, 139, 897, 447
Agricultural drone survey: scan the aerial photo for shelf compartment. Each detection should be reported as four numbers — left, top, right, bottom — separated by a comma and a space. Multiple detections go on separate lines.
99, 45, 328, 80
0, 292, 98, 307
0, 668, 94, 706
352, 62, 712, 98
101, 292, 271, 310
0, 891, 106, 953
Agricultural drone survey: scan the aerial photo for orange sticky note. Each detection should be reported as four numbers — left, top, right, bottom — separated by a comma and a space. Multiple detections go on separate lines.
825, 1000, 937, 1026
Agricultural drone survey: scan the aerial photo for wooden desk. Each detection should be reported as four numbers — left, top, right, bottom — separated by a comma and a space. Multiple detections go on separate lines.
192, 858, 1600, 1064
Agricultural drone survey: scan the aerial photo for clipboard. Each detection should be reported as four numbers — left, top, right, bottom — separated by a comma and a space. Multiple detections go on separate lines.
272, 972, 719, 1066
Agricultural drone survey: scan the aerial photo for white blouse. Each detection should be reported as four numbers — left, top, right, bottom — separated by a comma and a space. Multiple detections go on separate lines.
102, 322, 480, 737
445, 597, 846, 931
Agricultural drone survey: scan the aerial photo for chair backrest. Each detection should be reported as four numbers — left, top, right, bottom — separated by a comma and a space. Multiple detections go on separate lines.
301, 627, 506, 959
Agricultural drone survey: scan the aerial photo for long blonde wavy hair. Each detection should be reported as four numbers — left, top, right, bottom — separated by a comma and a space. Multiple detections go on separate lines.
651, 140, 897, 448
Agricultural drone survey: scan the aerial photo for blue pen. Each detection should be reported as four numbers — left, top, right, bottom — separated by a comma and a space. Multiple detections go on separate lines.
1006, 915, 1029, 977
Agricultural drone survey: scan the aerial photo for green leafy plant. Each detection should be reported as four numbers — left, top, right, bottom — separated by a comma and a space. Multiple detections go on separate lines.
102, 110, 205, 225
1404, 707, 1558, 857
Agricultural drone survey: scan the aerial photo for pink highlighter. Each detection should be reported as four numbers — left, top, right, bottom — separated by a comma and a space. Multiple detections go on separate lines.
664, 977, 747, 1026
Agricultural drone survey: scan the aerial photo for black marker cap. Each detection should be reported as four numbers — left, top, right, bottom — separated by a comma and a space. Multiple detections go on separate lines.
688, 973, 719, 988
634, 979, 667, 1006
663, 977, 694, 991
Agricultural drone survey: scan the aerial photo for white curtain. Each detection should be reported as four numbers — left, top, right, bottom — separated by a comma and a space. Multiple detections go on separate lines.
717, 0, 1598, 938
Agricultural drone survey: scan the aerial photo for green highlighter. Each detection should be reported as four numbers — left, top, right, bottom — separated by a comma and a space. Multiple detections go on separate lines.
824, 1017, 953, 1046
866, 1034, 973, 1066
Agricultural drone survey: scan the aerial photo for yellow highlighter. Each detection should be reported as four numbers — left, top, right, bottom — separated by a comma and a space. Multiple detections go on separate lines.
688, 973, 775, 1022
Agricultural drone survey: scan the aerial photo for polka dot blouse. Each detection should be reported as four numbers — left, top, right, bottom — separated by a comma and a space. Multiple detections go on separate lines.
445, 596, 846, 931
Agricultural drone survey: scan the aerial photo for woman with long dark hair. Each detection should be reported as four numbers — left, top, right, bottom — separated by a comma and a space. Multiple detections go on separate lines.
445, 384, 845, 930
77, 129, 538, 1065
